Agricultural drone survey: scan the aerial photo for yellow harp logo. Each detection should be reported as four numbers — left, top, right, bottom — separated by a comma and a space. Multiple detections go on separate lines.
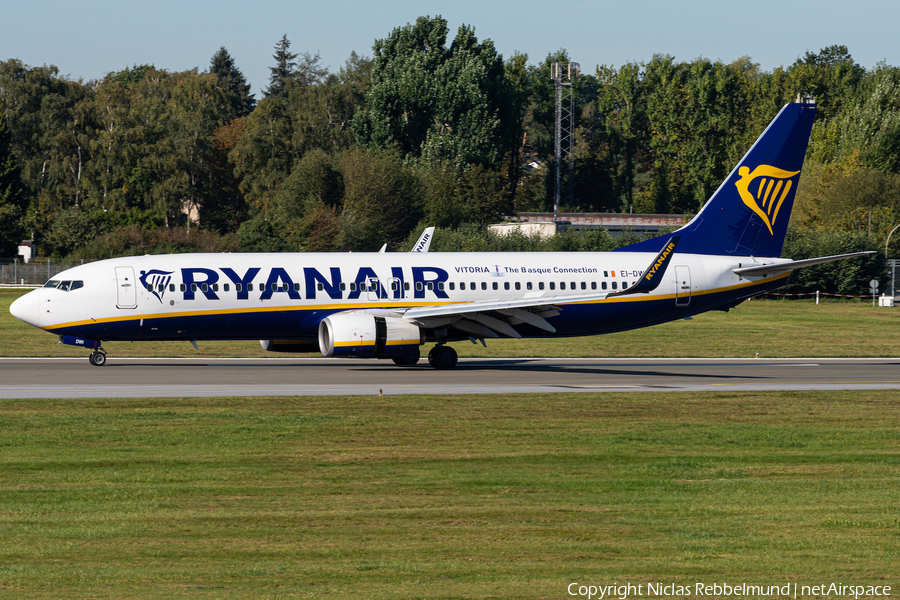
735, 165, 800, 235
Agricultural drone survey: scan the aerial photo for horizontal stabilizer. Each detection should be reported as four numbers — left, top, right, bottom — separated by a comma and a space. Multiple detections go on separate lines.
732, 251, 876, 277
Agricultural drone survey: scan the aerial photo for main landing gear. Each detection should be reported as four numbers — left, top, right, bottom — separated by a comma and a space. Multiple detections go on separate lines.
427, 345, 458, 370
89, 349, 107, 367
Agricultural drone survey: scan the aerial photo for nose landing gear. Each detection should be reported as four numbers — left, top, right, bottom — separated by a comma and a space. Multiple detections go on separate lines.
89, 349, 108, 367
59, 336, 108, 366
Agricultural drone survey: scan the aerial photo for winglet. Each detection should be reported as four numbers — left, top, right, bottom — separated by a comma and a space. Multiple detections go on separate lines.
411, 227, 435, 252
616, 235, 681, 296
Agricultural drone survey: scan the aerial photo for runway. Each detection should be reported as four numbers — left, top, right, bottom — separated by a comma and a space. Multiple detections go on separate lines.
2, 357, 899, 398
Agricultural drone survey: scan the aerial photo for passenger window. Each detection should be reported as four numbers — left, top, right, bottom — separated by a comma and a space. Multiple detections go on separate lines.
70, 281, 83, 291
591, 282, 596, 290
612, 281, 618, 290
515, 282, 521, 290
404, 282, 410, 291
213, 284, 218, 292
169, 284, 176, 292
235, 283, 242, 292
571, 282, 576, 289
481, 282, 487, 290
224, 283, 230, 292
539, 282, 545, 290
460, 282, 466, 290
350, 282, 357, 291
145, 283, 152, 292
581, 282, 587, 290
449, 282, 455, 290
438, 282, 444, 291
492, 282, 497, 290
180, 284, 186, 292
191, 284, 198, 292
427, 282, 434, 291
526, 282, 532, 290
247, 283, 254, 291
201, 284, 208, 292
559, 282, 565, 290
504, 282, 509, 290
416, 282, 423, 291
549, 282, 555, 290
602, 282, 607, 290
339, 283, 346, 291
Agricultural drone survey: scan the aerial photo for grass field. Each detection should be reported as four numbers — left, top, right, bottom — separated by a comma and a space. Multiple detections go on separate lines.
0, 391, 897, 598
3, 289, 900, 358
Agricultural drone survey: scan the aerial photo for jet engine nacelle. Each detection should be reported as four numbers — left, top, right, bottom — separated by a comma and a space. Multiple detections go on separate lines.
318, 313, 423, 358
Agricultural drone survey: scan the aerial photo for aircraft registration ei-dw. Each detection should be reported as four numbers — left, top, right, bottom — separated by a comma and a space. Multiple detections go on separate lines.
9, 99, 872, 369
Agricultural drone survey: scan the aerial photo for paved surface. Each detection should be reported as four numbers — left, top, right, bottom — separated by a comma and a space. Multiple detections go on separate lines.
2, 357, 899, 398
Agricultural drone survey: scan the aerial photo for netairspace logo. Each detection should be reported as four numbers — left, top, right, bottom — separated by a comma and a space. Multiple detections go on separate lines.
567, 582, 892, 599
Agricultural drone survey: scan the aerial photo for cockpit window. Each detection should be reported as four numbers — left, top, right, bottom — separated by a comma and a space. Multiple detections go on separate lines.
42, 280, 83, 291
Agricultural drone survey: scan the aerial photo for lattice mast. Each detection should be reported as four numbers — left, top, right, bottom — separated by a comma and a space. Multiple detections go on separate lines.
552, 61, 579, 221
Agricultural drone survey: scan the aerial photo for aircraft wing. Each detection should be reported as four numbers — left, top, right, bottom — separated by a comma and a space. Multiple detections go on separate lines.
732, 251, 875, 277
401, 292, 610, 336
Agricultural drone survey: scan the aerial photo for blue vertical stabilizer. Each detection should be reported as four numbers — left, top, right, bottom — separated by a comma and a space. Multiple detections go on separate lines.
619, 102, 816, 257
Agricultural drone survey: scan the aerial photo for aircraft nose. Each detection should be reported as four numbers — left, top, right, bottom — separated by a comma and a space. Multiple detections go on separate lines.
9, 289, 41, 327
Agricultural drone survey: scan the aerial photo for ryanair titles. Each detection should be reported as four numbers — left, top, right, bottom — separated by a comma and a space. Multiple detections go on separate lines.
140, 265, 451, 303
644, 240, 677, 281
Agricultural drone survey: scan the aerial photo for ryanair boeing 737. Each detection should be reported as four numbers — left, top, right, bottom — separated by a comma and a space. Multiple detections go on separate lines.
9, 100, 872, 369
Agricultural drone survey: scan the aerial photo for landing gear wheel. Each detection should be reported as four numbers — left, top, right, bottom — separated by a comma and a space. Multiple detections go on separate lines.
428, 346, 458, 370
427, 346, 439, 367
392, 352, 420, 366
89, 351, 107, 367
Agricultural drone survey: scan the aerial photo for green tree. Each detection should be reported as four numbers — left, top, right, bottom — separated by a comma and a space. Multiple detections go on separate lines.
597, 61, 646, 212
229, 96, 293, 214
353, 16, 513, 172
202, 119, 249, 234
830, 65, 900, 174
271, 148, 343, 248
105, 64, 156, 85
0, 115, 26, 256
210, 47, 255, 117
164, 72, 234, 229
338, 147, 423, 250
788, 45, 864, 120
265, 35, 298, 99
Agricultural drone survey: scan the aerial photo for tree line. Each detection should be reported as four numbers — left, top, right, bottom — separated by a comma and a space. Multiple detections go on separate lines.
1, 16, 898, 294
